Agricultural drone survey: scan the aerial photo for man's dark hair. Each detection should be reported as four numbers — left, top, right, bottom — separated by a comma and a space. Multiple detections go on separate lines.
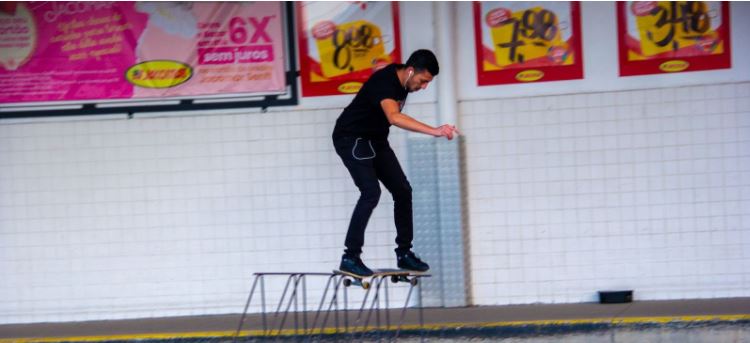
405, 49, 439, 76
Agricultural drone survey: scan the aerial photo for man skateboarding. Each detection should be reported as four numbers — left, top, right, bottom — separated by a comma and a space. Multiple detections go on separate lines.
332, 49, 460, 277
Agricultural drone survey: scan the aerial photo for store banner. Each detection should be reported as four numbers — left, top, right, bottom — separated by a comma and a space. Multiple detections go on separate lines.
0, 2, 286, 104
617, 1, 731, 76
473, 1, 583, 85
296, 2, 401, 97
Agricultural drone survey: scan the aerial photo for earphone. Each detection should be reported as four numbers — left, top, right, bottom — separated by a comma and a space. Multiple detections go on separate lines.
404, 69, 413, 89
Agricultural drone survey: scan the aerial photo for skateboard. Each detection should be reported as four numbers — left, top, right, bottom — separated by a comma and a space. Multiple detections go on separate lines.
333, 268, 429, 289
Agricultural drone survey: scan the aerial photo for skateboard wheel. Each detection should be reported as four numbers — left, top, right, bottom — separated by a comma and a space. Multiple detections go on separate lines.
391, 275, 399, 283
410, 278, 418, 286
362, 281, 371, 289
343, 279, 352, 287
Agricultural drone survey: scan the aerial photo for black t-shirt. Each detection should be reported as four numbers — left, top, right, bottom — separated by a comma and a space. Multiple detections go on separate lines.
332, 64, 407, 140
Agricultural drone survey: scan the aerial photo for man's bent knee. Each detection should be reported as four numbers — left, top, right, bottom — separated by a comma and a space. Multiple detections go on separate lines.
392, 182, 412, 202
359, 186, 382, 206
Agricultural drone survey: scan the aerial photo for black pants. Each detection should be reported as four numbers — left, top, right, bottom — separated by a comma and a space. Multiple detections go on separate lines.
333, 136, 413, 256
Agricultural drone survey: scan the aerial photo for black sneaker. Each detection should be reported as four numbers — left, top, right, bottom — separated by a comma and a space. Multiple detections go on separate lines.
396, 251, 430, 272
339, 254, 374, 277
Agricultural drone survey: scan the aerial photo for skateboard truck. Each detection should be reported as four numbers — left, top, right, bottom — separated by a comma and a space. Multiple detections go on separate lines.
342, 276, 371, 289
390, 274, 419, 286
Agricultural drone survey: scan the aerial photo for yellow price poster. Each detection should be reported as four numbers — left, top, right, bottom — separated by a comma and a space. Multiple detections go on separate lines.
617, 1, 731, 76
473, 2, 583, 85
297, 2, 401, 96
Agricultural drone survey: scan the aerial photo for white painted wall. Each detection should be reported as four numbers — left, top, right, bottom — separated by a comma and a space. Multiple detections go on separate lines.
461, 82, 750, 304
0, 105, 435, 323
0, 2, 748, 324
456, 1, 750, 305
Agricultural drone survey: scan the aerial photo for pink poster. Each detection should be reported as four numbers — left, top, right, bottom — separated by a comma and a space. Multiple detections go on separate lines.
0, 2, 286, 104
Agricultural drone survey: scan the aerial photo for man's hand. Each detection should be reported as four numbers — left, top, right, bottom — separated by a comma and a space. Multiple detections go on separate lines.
381, 99, 461, 140
434, 124, 461, 140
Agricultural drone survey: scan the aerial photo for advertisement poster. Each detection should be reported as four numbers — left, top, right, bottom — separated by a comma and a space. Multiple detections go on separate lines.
296, 2, 401, 97
473, 1, 583, 85
0, 2, 286, 104
617, 1, 731, 76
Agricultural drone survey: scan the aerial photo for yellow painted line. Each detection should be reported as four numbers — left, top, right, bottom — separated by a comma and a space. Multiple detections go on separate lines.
418, 314, 750, 330
1, 314, 748, 343
613, 314, 750, 324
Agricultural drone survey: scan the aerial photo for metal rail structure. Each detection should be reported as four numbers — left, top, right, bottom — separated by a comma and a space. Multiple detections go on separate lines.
232, 271, 430, 342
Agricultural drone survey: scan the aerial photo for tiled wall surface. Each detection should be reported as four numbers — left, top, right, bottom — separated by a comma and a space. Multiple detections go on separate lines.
1, 83, 748, 323
460, 82, 750, 305
0, 105, 422, 324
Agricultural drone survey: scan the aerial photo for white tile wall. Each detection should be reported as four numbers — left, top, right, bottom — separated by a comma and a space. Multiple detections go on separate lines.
460, 82, 750, 305
2, 81, 748, 323
0, 106, 420, 324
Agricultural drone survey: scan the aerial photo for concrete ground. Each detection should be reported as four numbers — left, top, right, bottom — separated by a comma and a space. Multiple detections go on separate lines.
0, 297, 748, 342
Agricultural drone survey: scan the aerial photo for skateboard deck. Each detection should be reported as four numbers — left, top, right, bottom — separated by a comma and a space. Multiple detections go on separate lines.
333, 268, 430, 289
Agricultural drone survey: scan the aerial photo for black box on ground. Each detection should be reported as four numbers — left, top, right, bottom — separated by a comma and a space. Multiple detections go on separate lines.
598, 290, 633, 304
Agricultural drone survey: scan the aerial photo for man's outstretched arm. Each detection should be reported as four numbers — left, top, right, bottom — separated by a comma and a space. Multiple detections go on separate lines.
381, 99, 459, 140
